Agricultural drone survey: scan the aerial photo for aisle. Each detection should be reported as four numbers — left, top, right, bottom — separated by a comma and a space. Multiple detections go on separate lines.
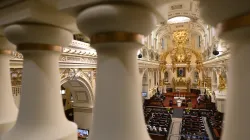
168, 118, 182, 140
203, 117, 214, 140
172, 108, 183, 118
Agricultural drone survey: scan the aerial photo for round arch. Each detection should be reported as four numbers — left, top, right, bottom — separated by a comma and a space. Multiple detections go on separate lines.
61, 76, 94, 107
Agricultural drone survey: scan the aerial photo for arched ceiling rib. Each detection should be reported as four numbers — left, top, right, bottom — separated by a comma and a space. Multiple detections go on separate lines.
155, 0, 208, 41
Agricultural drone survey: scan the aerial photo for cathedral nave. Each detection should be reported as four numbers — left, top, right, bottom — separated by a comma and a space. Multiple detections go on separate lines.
0, 0, 248, 140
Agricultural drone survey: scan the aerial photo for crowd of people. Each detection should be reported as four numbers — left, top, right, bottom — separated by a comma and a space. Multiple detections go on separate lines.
144, 107, 172, 139
142, 87, 223, 140
181, 114, 209, 140
182, 109, 224, 140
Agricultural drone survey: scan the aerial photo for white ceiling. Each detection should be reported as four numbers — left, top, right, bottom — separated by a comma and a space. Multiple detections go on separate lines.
62, 80, 93, 108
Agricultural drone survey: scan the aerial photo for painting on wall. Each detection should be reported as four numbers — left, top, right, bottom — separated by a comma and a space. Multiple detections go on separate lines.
177, 67, 186, 77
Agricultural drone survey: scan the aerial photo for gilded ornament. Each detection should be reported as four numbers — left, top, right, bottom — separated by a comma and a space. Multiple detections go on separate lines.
218, 74, 226, 91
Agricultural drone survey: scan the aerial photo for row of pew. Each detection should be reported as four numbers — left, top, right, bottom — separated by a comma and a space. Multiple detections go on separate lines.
181, 115, 209, 140
144, 107, 172, 140
206, 112, 223, 140
143, 93, 166, 107
183, 109, 224, 140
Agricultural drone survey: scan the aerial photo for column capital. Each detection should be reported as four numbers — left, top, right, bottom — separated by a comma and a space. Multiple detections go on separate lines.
4, 24, 73, 47
0, 36, 16, 51
0, 1, 78, 32
76, 4, 157, 46
200, 0, 250, 43
200, 0, 250, 26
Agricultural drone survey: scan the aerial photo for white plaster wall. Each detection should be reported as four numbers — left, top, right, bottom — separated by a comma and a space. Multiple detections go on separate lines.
13, 94, 20, 108
12, 86, 21, 108
74, 109, 93, 130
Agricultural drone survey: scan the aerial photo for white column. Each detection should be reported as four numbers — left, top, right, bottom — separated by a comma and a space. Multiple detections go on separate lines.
222, 43, 250, 139
94, 45, 149, 139
77, 4, 157, 140
200, 1, 250, 140
0, 37, 18, 136
1, 24, 77, 140
74, 108, 93, 130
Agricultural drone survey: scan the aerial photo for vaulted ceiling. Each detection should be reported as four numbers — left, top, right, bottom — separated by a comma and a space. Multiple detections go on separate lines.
156, 0, 207, 39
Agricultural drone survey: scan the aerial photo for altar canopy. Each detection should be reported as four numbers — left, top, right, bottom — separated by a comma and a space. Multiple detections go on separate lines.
159, 30, 204, 92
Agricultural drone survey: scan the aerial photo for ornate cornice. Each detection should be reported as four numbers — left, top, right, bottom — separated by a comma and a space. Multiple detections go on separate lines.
10, 40, 159, 69
10, 68, 22, 86
60, 68, 92, 83
203, 52, 230, 67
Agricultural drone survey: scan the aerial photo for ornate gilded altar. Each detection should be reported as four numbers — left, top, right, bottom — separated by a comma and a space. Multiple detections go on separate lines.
159, 30, 204, 91
218, 74, 226, 91
172, 77, 191, 92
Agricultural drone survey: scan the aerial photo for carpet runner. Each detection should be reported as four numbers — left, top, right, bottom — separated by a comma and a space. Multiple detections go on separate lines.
172, 108, 183, 118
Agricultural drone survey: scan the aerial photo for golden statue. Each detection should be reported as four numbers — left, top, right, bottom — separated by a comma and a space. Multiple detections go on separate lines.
218, 75, 226, 91
197, 79, 201, 87
159, 80, 164, 86
173, 30, 189, 47
172, 77, 176, 87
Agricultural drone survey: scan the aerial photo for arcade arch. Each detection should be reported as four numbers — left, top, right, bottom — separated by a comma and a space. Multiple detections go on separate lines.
61, 76, 94, 130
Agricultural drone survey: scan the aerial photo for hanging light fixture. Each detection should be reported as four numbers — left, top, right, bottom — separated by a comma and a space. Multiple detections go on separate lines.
137, 50, 143, 58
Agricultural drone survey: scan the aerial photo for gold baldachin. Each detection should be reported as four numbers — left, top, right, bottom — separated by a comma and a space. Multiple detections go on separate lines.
0, 50, 12, 55
90, 32, 144, 44
217, 12, 250, 36
17, 44, 62, 52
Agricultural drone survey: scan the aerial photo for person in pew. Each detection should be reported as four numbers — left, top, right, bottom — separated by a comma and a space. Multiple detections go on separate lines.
169, 99, 173, 106
197, 95, 202, 105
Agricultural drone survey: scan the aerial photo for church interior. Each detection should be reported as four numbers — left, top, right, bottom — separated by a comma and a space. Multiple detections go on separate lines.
0, 0, 248, 140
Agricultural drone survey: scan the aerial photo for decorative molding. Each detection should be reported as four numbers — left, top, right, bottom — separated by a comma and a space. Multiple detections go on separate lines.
59, 55, 97, 64
203, 52, 230, 67
60, 68, 92, 84
12, 86, 21, 96
74, 107, 93, 112
10, 40, 158, 69
11, 51, 23, 60
10, 68, 22, 86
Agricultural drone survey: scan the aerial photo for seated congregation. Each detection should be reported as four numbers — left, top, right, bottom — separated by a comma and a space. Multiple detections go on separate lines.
144, 107, 172, 140
142, 89, 223, 140
181, 114, 209, 140
182, 109, 224, 140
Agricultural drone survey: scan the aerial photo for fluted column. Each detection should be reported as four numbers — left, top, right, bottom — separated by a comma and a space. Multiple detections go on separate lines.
0, 37, 18, 136
76, 4, 157, 140
200, 0, 250, 140
1, 24, 77, 140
